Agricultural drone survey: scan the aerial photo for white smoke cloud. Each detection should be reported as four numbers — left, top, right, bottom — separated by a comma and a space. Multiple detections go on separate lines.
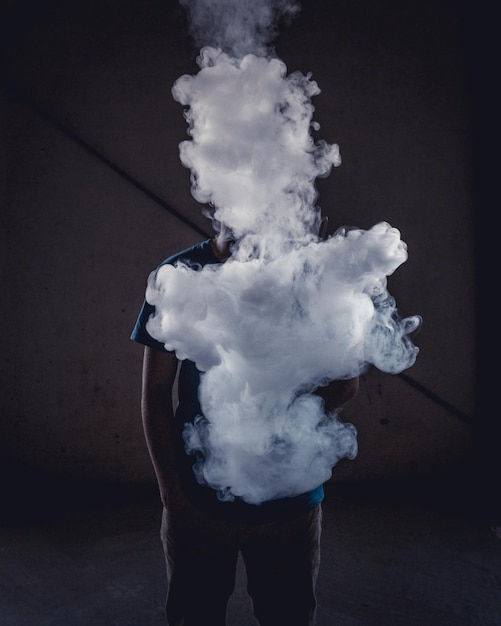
146, 221, 421, 504
144, 0, 422, 504
172, 48, 339, 242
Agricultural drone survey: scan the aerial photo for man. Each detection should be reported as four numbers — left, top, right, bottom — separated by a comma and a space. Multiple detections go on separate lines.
131, 225, 359, 626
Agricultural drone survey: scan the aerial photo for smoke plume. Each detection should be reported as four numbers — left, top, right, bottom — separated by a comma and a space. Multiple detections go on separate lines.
178, 0, 300, 58
145, 0, 422, 504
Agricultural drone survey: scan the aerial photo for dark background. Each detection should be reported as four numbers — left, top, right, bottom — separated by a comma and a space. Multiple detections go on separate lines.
0, 0, 498, 515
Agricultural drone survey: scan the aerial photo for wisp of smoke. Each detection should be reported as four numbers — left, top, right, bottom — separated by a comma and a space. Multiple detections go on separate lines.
179, 0, 300, 58
144, 0, 422, 504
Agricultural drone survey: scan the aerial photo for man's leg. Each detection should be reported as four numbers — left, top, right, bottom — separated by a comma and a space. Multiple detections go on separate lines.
241, 505, 322, 626
161, 506, 239, 626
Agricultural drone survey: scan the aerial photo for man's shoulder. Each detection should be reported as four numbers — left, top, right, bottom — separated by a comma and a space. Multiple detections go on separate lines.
159, 239, 218, 269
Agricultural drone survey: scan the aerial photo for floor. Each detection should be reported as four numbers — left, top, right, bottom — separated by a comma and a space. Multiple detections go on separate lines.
1, 470, 500, 626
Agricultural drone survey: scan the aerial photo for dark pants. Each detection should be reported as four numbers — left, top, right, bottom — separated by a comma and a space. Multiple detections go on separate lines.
160, 504, 322, 626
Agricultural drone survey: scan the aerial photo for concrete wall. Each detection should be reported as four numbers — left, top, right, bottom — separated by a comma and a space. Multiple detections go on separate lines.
1, 0, 482, 489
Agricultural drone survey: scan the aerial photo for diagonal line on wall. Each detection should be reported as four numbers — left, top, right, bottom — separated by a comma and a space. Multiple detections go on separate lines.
398, 372, 473, 425
1, 74, 212, 239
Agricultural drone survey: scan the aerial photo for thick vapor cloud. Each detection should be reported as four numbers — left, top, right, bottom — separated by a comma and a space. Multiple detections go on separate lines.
146, 223, 420, 503
144, 0, 422, 504
172, 48, 340, 242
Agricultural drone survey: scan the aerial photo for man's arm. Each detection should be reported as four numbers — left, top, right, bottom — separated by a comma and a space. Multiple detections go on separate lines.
315, 377, 359, 413
141, 346, 191, 510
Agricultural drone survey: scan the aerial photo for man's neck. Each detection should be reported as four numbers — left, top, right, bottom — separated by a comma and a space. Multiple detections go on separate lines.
210, 236, 232, 261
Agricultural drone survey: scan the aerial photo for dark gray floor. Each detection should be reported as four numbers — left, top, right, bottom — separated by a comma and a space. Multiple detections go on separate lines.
1, 470, 500, 626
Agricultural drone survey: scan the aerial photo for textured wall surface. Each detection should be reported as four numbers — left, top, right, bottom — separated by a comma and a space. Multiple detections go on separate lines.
1, 0, 479, 486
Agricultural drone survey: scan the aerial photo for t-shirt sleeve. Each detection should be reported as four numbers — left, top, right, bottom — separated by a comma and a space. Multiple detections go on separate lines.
130, 241, 214, 353
130, 299, 168, 352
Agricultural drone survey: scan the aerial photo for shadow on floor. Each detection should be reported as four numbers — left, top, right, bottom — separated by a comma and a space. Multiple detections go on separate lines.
1, 462, 500, 625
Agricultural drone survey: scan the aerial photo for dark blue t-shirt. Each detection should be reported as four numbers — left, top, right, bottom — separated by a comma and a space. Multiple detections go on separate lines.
131, 239, 324, 523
